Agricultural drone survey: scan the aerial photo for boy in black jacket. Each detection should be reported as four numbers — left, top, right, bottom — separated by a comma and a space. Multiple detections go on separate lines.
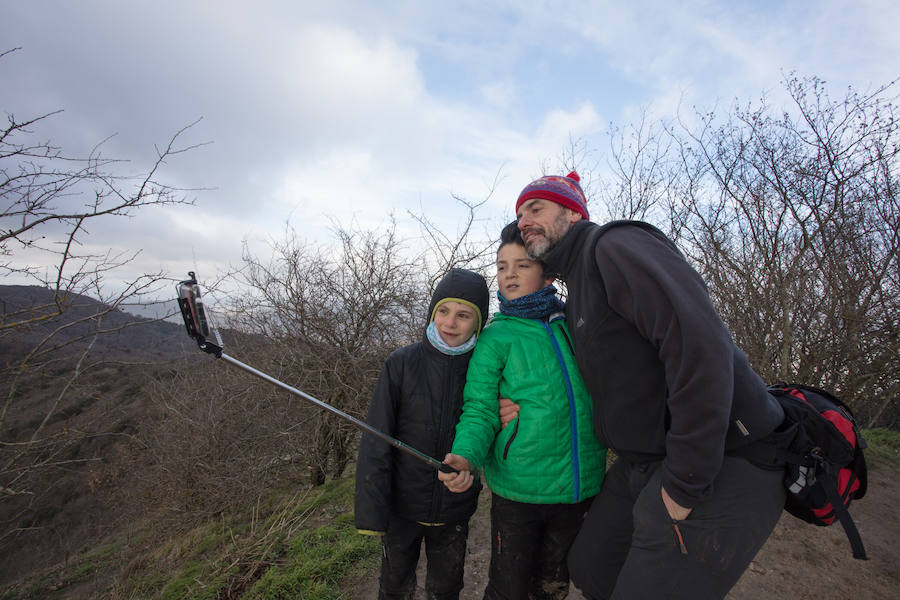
355, 268, 489, 600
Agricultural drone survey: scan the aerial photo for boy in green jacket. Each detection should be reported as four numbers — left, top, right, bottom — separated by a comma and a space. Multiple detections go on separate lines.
439, 221, 606, 600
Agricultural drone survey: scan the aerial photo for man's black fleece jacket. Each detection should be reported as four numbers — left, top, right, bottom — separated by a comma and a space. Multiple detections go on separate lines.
542, 220, 784, 509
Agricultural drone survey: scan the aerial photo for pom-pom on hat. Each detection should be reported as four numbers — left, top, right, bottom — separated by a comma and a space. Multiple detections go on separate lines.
515, 171, 589, 220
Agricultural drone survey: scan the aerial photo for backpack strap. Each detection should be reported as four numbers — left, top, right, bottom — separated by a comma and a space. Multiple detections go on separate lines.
726, 438, 782, 468
819, 459, 868, 560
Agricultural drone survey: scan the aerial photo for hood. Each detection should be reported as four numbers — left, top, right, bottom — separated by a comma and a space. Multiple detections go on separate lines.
426, 268, 490, 334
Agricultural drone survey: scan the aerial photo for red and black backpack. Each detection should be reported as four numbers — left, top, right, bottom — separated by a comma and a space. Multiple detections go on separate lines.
767, 383, 868, 559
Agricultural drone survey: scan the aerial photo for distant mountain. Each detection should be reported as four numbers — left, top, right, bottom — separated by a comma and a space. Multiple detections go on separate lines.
119, 298, 184, 323
0, 285, 199, 585
0, 285, 198, 364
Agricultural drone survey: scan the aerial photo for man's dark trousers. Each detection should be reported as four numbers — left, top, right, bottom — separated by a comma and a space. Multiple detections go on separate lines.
568, 456, 785, 599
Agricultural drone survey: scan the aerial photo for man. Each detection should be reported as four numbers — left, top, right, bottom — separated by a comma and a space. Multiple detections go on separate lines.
512, 171, 786, 599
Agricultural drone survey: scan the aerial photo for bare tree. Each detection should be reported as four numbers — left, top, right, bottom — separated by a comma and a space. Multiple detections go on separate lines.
595, 111, 692, 242
215, 221, 428, 485
409, 180, 502, 293
598, 75, 900, 427
139, 353, 313, 520
0, 48, 205, 549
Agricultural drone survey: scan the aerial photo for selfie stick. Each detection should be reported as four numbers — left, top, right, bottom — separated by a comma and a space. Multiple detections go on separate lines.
176, 272, 453, 473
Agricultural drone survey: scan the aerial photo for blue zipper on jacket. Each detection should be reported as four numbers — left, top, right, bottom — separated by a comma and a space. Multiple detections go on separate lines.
542, 319, 581, 502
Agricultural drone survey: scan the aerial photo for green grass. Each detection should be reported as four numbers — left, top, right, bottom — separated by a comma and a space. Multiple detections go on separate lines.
0, 476, 380, 600
0, 541, 124, 600
244, 514, 380, 600
110, 477, 379, 600
862, 427, 900, 470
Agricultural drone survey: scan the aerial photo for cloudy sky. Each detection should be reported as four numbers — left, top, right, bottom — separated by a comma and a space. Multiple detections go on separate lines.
2, 0, 898, 296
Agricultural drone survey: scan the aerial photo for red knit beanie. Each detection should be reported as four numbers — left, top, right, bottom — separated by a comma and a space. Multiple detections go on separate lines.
515, 171, 589, 220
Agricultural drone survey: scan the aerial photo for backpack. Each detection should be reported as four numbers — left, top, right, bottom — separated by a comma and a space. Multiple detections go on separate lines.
766, 383, 868, 559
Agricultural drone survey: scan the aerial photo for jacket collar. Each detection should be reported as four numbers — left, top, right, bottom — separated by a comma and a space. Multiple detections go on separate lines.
543, 219, 594, 280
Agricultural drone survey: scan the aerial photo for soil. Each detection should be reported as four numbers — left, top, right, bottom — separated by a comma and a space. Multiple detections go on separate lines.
349, 457, 899, 599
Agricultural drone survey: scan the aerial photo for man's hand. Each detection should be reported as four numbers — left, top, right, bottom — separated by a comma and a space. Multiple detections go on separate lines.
498, 397, 520, 429
661, 485, 692, 521
438, 453, 474, 493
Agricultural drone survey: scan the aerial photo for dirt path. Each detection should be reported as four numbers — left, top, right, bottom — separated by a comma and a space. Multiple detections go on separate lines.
727, 458, 898, 599
349, 458, 898, 599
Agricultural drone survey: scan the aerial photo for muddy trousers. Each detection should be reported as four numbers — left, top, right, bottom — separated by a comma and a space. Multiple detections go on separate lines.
483, 494, 593, 600
567, 456, 785, 600
379, 515, 470, 600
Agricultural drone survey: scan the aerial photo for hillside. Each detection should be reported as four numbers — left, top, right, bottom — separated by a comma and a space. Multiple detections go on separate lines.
0, 285, 195, 364
0, 284, 309, 588
0, 285, 200, 584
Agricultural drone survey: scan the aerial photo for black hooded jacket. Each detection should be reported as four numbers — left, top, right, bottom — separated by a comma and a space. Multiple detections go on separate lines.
354, 269, 489, 531
542, 220, 784, 509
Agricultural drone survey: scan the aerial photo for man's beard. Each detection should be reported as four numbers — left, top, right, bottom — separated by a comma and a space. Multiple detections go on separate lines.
524, 210, 570, 260
525, 234, 552, 260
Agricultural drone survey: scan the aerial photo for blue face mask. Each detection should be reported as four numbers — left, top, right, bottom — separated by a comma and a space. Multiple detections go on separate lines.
426, 321, 477, 355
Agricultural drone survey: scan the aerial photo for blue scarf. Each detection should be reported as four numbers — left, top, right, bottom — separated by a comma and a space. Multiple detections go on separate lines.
498, 285, 565, 320
426, 321, 478, 355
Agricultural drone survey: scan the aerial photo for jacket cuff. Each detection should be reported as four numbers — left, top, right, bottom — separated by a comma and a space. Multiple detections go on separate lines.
661, 468, 703, 510
357, 529, 386, 536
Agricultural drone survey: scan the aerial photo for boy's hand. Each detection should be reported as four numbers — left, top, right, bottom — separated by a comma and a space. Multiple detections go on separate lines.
438, 453, 474, 493
498, 396, 520, 429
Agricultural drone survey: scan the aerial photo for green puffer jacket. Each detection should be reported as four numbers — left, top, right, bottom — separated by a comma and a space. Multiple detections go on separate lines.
451, 313, 606, 504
